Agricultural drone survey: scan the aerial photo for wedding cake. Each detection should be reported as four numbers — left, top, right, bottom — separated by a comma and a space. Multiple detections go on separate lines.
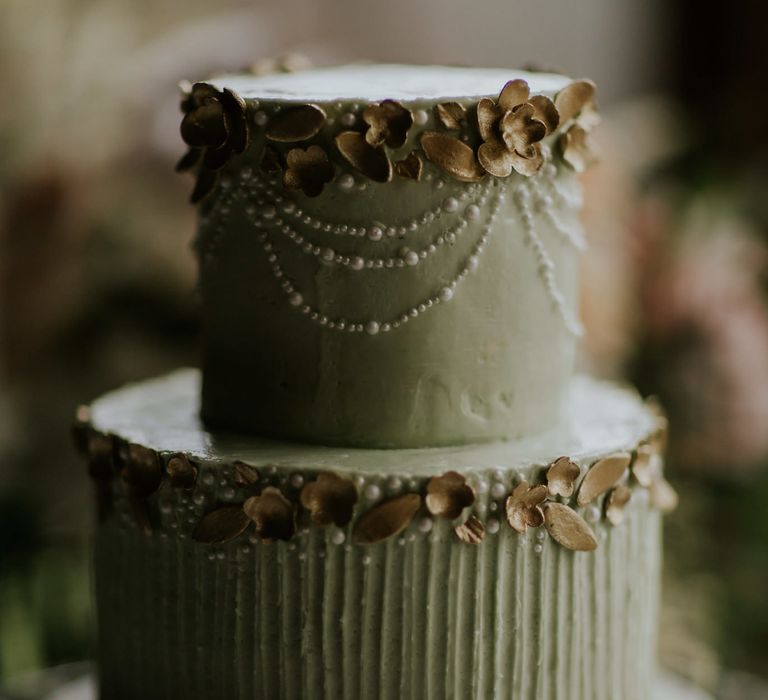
74, 64, 677, 699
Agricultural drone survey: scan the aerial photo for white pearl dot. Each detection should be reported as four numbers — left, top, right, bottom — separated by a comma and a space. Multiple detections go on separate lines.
331, 529, 346, 545
585, 505, 601, 523
340, 112, 356, 127
404, 250, 419, 266
442, 197, 459, 212
534, 543, 544, 554
491, 482, 506, 499
465, 204, 481, 220
254, 111, 268, 126
350, 256, 365, 271
338, 174, 355, 191
288, 292, 303, 307
367, 226, 383, 241
364, 484, 381, 501
418, 517, 433, 533
439, 287, 454, 302
263, 205, 276, 219
487, 519, 500, 534
290, 474, 304, 488
365, 321, 380, 335
414, 109, 429, 125
320, 247, 335, 262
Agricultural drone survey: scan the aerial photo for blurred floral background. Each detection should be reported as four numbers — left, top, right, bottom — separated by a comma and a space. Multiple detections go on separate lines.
1, 0, 767, 697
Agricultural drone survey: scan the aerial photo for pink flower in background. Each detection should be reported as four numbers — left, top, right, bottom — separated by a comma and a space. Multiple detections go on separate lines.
638, 196, 768, 473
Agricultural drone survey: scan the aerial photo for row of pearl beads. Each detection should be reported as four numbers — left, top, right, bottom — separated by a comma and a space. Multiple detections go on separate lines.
256, 180, 490, 240
524, 179, 586, 251
261, 186, 503, 335
514, 186, 583, 337
260, 197, 486, 270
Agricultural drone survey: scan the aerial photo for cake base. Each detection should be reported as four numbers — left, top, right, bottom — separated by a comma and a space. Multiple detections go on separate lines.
78, 369, 674, 700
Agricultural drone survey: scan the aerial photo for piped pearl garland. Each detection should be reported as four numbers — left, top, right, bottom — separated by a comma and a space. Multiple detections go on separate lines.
260, 186, 504, 334
198, 166, 584, 338
514, 186, 583, 336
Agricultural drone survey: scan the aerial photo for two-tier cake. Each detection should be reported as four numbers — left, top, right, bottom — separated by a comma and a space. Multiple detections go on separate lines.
74, 64, 677, 699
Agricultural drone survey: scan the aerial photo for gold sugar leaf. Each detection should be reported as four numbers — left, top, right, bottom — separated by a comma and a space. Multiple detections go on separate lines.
543, 502, 598, 551
233, 461, 260, 486
166, 454, 197, 489
243, 487, 295, 542
351, 493, 421, 545
192, 505, 250, 544
455, 515, 485, 544
420, 132, 485, 182
435, 102, 466, 130
394, 152, 423, 181
265, 104, 326, 142
335, 131, 393, 183
425, 471, 475, 519
546, 456, 581, 498
123, 444, 163, 499
605, 485, 632, 526
300, 472, 358, 527
577, 452, 631, 506
528, 94, 560, 133
650, 476, 678, 514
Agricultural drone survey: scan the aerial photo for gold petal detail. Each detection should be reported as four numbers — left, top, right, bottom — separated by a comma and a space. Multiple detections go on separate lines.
505, 481, 548, 533
528, 94, 560, 133
497, 79, 530, 112
605, 485, 632, 526
546, 456, 581, 498
476, 98, 502, 142
122, 444, 163, 499
363, 100, 413, 148
243, 487, 296, 542
650, 476, 678, 514
351, 493, 421, 545
233, 461, 260, 486
577, 452, 631, 506
455, 515, 485, 544
192, 505, 250, 544
335, 131, 392, 182
420, 131, 485, 182
300, 472, 358, 527
560, 125, 598, 173
425, 471, 475, 519
477, 140, 514, 178
543, 503, 598, 551
166, 454, 198, 489
435, 102, 467, 130
265, 104, 326, 142
554, 79, 599, 125
394, 152, 423, 181
631, 444, 659, 488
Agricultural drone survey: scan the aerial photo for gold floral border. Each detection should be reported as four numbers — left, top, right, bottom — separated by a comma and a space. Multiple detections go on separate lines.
176, 76, 599, 203
73, 403, 675, 553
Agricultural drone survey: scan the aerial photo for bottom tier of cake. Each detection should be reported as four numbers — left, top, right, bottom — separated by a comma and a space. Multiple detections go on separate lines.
76, 369, 676, 700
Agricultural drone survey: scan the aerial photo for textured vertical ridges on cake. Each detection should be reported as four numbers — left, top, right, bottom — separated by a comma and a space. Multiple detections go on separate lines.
94, 498, 660, 700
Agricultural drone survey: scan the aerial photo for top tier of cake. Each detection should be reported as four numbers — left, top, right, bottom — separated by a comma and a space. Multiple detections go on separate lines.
180, 64, 599, 449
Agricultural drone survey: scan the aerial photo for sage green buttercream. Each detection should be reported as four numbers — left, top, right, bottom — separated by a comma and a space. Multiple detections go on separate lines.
89, 370, 662, 700
195, 65, 582, 448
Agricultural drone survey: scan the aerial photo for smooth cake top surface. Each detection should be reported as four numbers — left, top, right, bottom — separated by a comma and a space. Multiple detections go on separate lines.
89, 369, 656, 476
209, 63, 572, 102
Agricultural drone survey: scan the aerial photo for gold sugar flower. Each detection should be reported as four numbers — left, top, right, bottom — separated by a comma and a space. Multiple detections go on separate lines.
477, 79, 559, 178
283, 145, 335, 197
605, 485, 632, 526
363, 100, 414, 149
554, 80, 600, 172
506, 480, 548, 533
425, 471, 475, 519
300, 472, 358, 527
178, 82, 248, 172
243, 487, 296, 542
546, 456, 581, 498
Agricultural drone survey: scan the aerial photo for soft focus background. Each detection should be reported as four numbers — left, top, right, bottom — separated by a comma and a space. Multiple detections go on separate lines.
1, 0, 767, 697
